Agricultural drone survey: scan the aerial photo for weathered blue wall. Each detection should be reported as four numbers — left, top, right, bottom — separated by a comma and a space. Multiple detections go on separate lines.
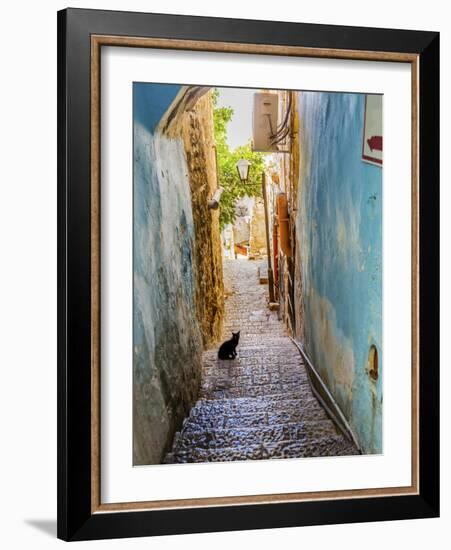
296, 92, 382, 453
134, 83, 181, 134
133, 83, 204, 465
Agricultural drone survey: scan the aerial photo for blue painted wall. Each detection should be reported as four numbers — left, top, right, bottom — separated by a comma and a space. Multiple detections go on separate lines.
133, 83, 181, 134
133, 83, 204, 465
296, 92, 382, 453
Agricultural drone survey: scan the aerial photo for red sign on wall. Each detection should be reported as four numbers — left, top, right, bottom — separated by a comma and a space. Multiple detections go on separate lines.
362, 94, 383, 166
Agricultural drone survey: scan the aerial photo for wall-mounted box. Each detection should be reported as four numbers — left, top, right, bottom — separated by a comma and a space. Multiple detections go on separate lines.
252, 92, 279, 152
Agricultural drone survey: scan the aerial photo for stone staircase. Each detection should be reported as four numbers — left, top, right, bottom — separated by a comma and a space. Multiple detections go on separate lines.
165, 393, 356, 463
164, 259, 358, 464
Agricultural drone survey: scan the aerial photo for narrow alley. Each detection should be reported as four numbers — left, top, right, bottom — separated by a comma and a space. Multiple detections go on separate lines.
165, 259, 358, 463
133, 84, 383, 466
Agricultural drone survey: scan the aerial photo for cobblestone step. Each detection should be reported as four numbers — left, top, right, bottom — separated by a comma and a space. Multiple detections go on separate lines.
165, 434, 357, 463
192, 392, 314, 410
189, 396, 329, 429
199, 380, 311, 399
202, 368, 306, 380
175, 419, 339, 450
203, 345, 303, 359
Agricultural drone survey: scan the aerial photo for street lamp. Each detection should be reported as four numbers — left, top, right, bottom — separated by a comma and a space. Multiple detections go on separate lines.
236, 159, 251, 183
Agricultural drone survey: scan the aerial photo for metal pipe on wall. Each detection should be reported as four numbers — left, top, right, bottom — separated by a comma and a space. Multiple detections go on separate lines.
261, 171, 275, 303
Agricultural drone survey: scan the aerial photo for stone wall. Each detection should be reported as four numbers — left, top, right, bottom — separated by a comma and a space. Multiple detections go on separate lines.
249, 198, 267, 258
133, 84, 224, 465
180, 92, 224, 347
274, 92, 301, 335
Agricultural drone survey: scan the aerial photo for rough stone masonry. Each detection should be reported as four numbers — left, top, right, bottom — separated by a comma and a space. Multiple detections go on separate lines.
165, 259, 358, 463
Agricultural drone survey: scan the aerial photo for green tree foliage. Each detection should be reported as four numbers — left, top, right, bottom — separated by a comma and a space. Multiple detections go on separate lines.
212, 89, 267, 229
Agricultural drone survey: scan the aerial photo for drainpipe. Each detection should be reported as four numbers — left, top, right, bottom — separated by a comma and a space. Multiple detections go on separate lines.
261, 171, 275, 303
277, 192, 292, 257
273, 222, 279, 299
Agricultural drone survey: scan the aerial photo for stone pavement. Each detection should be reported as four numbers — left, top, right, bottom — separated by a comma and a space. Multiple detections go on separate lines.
164, 259, 358, 463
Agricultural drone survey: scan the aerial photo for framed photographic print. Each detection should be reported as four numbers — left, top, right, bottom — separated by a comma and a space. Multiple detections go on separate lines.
57, 8, 439, 541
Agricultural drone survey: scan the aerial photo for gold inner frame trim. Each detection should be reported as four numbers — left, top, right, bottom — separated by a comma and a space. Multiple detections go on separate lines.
90, 34, 420, 514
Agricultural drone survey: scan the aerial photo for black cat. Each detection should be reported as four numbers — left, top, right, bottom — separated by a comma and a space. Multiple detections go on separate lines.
218, 331, 240, 360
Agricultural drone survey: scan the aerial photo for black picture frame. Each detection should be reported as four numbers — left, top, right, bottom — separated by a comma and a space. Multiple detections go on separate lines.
57, 7, 439, 541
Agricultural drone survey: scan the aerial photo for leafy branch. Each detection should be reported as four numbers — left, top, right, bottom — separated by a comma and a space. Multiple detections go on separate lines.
212, 89, 267, 229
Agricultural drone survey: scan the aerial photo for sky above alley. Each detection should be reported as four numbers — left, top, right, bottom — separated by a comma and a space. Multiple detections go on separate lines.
216, 87, 259, 150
